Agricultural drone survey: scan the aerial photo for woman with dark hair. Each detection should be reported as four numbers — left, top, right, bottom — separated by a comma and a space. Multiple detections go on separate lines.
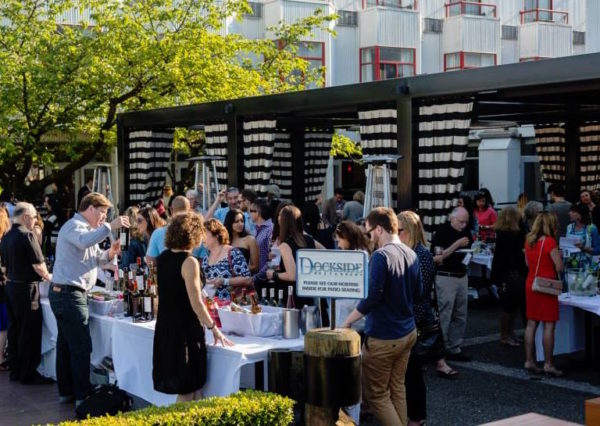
565, 203, 600, 260
474, 191, 498, 242
223, 209, 259, 273
457, 193, 477, 238
300, 201, 334, 249
137, 206, 166, 243
201, 218, 252, 302
523, 212, 564, 376
266, 205, 324, 306
153, 212, 232, 402
491, 206, 527, 347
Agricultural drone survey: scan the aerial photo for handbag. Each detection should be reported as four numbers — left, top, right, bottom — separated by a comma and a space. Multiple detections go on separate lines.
414, 320, 446, 362
531, 237, 563, 296
75, 384, 133, 419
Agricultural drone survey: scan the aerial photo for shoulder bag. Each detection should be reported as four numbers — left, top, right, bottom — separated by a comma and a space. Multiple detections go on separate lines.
531, 237, 563, 296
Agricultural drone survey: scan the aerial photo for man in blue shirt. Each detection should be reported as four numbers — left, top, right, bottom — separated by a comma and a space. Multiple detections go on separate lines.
343, 207, 421, 426
207, 187, 254, 233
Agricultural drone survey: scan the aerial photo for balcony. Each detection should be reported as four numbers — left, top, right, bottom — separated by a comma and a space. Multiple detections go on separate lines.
445, 1, 496, 18
520, 8, 568, 25
359, 6, 419, 52
442, 4, 500, 61
362, 0, 417, 10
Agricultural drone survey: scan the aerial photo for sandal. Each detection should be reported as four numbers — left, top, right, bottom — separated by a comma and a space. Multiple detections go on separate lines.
543, 366, 564, 378
500, 339, 521, 347
437, 368, 459, 379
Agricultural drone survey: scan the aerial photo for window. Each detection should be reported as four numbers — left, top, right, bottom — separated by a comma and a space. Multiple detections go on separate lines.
521, 0, 568, 24
279, 41, 325, 88
502, 25, 518, 40
360, 47, 416, 82
337, 10, 358, 27
445, 1, 496, 18
444, 51, 496, 71
573, 31, 585, 45
363, 0, 417, 10
244, 2, 263, 18
423, 18, 443, 33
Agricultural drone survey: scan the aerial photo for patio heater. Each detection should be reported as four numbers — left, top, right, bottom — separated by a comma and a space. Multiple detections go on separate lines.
187, 156, 225, 211
91, 163, 114, 219
362, 154, 403, 217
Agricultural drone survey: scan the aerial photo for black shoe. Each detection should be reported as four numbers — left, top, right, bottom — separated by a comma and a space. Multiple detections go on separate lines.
21, 374, 54, 385
446, 352, 472, 362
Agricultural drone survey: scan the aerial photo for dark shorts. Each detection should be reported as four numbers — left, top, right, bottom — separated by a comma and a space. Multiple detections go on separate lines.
0, 303, 8, 331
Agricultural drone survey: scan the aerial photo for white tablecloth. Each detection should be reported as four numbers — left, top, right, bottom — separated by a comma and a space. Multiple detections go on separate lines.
40, 298, 304, 406
559, 294, 600, 315
471, 253, 493, 271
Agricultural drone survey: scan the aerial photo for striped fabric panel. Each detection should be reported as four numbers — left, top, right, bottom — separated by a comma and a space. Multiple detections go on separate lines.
534, 125, 565, 185
304, 129, 333, 202
272, 131, 293, 199
243, 119, 276, 197
579, 124, 600, 191
417, 100, 473, 241
358, 108, 398, 206
128, 130, 174, 204
204, 123, 229, 189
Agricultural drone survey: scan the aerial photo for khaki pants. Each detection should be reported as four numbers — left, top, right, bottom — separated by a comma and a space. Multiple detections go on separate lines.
435, 274, 468, 354
362, 329, 417, 426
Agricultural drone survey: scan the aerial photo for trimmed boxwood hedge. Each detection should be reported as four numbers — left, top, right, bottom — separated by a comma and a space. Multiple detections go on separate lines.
58, 390, 294, 425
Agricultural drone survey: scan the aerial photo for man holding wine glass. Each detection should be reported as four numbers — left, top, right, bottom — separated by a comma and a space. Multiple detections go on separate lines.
49, 193, 130, 409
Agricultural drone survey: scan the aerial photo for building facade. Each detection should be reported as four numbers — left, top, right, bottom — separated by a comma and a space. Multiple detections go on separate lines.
220, 0, 593, 87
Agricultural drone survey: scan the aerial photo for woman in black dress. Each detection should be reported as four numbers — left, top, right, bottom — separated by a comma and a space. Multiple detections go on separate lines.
266, 205, 324, 307
224, 209, 259, 274
153, 212, 233, 402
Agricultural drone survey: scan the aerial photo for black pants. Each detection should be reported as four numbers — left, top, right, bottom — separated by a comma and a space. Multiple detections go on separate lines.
405, 351, 426, 422
5, 281, 42, 382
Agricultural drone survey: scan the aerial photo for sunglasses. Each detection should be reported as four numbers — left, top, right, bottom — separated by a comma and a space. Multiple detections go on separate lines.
364, 227, 376, 237
136, 217, 145, 224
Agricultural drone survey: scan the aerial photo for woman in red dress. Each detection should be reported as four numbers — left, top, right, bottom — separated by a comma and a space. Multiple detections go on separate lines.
473, 191, 498, 242
523, 212, 564, 377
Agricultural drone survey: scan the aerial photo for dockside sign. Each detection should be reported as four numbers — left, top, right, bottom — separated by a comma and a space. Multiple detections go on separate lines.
296, 249, 368, 299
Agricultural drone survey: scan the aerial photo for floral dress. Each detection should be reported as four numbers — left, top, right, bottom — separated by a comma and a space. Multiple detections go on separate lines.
201, 247, 250, 302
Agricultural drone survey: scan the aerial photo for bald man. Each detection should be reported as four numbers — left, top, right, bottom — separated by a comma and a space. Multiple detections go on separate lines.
146, 196, 191, 264
431, 207, 473, 362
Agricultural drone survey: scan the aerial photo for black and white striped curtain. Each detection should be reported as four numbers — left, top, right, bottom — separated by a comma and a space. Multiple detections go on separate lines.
243, 119, 276, 197
304, 128, 333, 202
205, 123, 229, 189
534, 125, 566, 184
579, 123, 600, 191
417, 100, 474, 241
358, 107, 398, 206
272, 130, 293, 200
127, 130, 174, 204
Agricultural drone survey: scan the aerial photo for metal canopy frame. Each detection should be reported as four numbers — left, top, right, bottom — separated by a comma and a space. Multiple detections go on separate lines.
117, 52, 600, 207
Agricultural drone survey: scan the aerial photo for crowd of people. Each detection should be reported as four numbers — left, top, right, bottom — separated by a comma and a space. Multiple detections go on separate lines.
1, 181, 600, 424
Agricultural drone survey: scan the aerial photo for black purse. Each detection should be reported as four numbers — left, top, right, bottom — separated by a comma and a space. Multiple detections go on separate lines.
75, 384, 133, 419
414, 319, 445, 362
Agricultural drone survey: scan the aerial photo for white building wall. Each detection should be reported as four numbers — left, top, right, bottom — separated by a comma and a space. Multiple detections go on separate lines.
573, 43, 586, 55
520, 23, 572, 59
230, 15, 265, 39
587, 0, 600, 52
359, 8, 419, 48
497, 0, 523, 26
421, 32, 442, 74
419, 0, 446, 20
443, 15, 500, 54
501, 39, 519, 64
332, 26, 359, 85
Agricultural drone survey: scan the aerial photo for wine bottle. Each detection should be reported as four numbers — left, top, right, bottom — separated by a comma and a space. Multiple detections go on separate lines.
135, 257, 145, 292
269, 288, 277, 306
251, 293, 262, 314
259, 288, 269, 306
277, 289, 285, 308
119, 227, 129, 251
286, 285, 296, 309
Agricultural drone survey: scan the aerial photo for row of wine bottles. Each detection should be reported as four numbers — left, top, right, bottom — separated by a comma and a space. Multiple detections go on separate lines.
257, 286, 296, 309
112, 255, 157, 322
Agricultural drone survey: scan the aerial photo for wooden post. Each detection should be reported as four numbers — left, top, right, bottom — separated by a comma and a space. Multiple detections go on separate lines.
586, 397, 600, 425
304, 328, 361, 426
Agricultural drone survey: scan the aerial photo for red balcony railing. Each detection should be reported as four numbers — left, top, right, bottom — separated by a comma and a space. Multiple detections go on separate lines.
520, 8, 568, 24
445, 1, 496, 18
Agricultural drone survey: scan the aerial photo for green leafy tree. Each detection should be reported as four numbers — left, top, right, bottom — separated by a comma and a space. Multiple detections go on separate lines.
0, 0, 335, 198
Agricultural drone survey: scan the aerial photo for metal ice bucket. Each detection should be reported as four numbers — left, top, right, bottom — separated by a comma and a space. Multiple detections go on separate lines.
282, 308, 300, 339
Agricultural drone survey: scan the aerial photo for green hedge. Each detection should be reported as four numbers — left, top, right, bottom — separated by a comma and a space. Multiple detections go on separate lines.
59, 390, 295, 426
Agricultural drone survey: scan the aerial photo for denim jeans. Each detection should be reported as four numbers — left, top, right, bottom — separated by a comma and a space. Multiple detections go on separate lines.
48, 285, 92, 400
